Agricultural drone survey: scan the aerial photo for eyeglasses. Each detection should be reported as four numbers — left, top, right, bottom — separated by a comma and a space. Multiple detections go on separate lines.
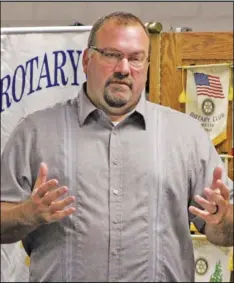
89, 45, 149, 69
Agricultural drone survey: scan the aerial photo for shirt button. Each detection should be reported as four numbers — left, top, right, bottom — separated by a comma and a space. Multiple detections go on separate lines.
113, 190, 119, 195
113, 130, 117, 135
113, 160, 118, 165
113, 218, 118, 224
112, 249, 118, 256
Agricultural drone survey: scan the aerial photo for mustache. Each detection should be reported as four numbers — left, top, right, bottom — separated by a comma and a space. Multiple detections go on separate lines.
106, 78, 132, 89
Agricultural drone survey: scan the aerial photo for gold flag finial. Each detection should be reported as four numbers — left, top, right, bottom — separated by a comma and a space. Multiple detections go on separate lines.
179, 69, 187, 103
145, 21, 163, 34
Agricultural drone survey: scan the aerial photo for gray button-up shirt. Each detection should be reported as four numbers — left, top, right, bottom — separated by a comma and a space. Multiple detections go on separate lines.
1, 84, 232, 282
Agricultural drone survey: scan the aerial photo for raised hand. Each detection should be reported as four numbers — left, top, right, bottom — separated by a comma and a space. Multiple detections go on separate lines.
28, 162, 76, 226
189, 167, 230, 225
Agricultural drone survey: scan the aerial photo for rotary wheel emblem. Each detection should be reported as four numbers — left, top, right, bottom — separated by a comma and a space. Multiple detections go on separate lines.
195, 257, 208, 275
201, 98, 215, 116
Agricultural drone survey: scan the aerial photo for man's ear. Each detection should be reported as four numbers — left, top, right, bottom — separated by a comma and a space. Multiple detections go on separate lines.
82, 48, 90, 74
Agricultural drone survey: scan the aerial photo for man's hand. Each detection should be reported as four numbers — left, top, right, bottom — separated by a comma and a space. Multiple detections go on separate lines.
189, 166, 230, 225
1, 162, 76, 243
27, 162, 76, 226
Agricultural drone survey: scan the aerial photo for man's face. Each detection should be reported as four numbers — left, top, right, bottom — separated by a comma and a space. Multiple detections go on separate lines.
82, 20, 150, 117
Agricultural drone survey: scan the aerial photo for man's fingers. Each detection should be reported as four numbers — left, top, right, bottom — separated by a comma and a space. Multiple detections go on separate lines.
32, 179, 59, 200
50, 196, 75, 212
211, 166, 223, 189
50, 207, 76, 222
194, 195, 218, 214
29, 164, 76, 226
34, 162, 48, 190
189, 167, 230, 225
204, 182, 230, 202
42, 186, 69, 205
188, 206, 219, 224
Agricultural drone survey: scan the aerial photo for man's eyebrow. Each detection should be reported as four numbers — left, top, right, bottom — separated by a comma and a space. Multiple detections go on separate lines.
103, 48, 146, 55
100, 47, 121, 52
130, 51, 146, 55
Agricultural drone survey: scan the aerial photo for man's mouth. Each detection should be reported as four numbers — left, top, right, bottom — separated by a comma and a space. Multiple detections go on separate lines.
109, 81, 131, 89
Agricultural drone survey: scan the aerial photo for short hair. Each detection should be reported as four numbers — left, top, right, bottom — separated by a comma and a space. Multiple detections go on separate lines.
87, 12, 150, 50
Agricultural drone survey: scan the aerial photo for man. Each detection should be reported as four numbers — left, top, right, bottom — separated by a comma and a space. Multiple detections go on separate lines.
1, 12, 233, 282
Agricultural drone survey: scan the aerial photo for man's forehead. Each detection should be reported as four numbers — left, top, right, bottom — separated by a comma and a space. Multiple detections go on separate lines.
97, 19, 145, 35
94, 20, 150, 52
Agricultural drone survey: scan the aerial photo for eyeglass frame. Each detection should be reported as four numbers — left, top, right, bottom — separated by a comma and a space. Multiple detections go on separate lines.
88, 45, 150, 69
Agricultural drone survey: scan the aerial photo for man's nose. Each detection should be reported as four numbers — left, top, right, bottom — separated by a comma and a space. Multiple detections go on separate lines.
114, 58, 131, 75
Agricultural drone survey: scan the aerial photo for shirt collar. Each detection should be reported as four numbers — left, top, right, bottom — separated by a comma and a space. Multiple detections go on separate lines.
77, 83, 97, 126
77, 83, 147, 129
133, 90, 147, 129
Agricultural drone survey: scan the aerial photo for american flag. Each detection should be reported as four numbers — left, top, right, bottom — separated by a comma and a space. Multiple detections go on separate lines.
193, 72, 224, 99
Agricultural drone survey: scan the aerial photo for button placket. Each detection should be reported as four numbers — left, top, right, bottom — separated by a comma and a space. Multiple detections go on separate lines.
108, 128, 122, 281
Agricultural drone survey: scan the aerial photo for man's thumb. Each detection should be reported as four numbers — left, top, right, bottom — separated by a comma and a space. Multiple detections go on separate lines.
33, 162, 48, 190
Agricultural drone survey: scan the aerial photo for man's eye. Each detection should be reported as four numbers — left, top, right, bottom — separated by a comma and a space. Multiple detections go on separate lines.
104, 52, 121, 58
130, 57, 143, 62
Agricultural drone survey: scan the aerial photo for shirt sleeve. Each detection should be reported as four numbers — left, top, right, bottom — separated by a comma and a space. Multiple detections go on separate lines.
1, 117, 36, 203
188, 122, 233, 233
